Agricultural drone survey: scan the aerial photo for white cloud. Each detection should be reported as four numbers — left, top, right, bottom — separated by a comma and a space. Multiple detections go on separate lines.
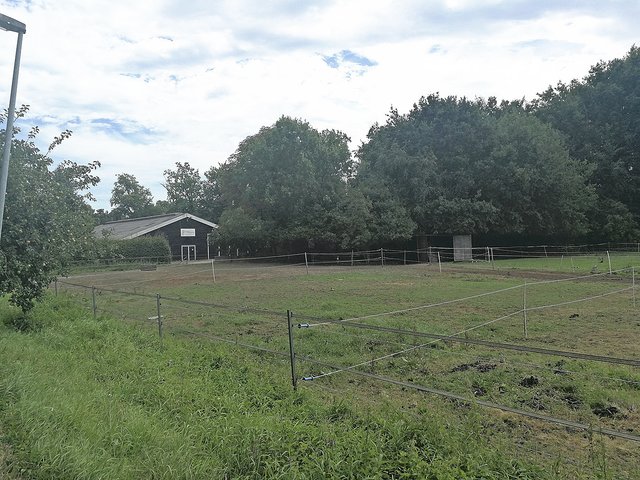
0, 0, 637, 210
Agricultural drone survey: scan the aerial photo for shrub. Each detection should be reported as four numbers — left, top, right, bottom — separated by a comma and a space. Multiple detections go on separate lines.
90, 236, 171, 264
116, 237, 171, 262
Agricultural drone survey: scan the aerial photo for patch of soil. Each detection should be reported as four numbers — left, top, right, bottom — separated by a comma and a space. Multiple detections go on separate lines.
476, 363, 497, 373
451, 361, 497, 373
451, 363, 471, 372
520, 376, 539, 388
592, 403, 626, 419
563, 394, 582, 410
472, 383, 486, 397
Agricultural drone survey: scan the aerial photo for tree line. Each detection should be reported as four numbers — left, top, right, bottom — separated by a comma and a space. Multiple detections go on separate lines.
104, 46, 640, 253
1, 47, 638, 310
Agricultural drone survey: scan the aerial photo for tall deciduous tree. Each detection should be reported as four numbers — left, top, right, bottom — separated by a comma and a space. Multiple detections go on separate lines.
484, 110, 594, 237
531, 46, 640, 239
163, 162, 204, 214
356, 94, 595, 239
216, 116, 370, 252
0, 110, 100, 313
201, 166, 225, 223
109, 173, 154, 220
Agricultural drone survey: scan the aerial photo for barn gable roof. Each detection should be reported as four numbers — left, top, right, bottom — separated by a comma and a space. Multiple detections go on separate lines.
94, 213, 217, 240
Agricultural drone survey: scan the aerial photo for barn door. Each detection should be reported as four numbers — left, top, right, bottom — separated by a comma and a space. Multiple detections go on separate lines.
181, 245, 196, 262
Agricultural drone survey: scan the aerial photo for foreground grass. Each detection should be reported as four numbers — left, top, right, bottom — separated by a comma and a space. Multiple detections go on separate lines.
0, 428, 19, 479
0, 295, 557, 479
56, 264, 640, 475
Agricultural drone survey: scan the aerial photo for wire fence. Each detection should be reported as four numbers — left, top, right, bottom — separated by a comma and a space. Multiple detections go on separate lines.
55, 257, 640, 454
62, 246, 640, 296
68, 241, 640, 276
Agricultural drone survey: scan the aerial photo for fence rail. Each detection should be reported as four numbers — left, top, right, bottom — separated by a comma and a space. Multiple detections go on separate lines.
69, 242, 640, 270
55, 259, 640, 445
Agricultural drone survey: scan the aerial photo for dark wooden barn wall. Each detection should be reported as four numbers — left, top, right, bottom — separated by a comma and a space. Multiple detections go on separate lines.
145, 217, 213, 260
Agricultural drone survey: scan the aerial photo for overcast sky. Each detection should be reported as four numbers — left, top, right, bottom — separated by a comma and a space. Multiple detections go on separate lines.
0, 0, 638, 210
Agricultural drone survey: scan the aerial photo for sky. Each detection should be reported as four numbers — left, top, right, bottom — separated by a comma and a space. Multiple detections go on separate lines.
0, 0, 638, 210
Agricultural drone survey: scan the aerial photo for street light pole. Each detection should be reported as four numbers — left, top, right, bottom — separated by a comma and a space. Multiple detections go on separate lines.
0, 13, 26, 242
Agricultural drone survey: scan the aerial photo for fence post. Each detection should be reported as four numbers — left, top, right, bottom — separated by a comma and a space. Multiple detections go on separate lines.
351, 250, 354, 267
607, 251, 612, 274
523, 282, 528, 340
304, 252, 309, 275
403, 250, 407, 266
211, 259, 216, 283
156, 294, 163, 347
490, 248, 495, 270
380, 248, 384, 268
633, 267, 636, 308
91, 286, 97, 319
437, 251, 442, 273
286, 310, 297, 390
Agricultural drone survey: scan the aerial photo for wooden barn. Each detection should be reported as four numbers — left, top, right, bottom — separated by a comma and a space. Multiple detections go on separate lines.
94, 213, 218, 261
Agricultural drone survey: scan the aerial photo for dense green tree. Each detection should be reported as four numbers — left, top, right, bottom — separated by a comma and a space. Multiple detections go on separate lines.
163, 162, 204, 214
483, 110, 595, 237
356, 95, 595, 239
93, 208, 112, 224
216, 116, 370, 252
152, 199, 171, 215
201, 166, 225, 223
532, 46, 640, 239
0, 111, 100, 312
213, 207, 265, 254
109, 173, 154, 220
357, 96, 496, 237
352, 177, 416, 245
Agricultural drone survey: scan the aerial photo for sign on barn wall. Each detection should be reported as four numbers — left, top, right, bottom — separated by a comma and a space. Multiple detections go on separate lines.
180, 228, 196, 237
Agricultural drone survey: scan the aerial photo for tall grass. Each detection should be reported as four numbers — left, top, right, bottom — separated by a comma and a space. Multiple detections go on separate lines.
0, 295, 557, 479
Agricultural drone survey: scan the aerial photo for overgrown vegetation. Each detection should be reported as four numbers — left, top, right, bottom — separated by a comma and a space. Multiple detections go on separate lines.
0, 294, 556, 479
5, 258, 636, 478
533, 45, 640, 238
0, 107, 99, 312
83, 236, 171, 264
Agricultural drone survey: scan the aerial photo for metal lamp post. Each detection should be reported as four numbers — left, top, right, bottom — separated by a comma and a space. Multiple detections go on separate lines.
0, 13, 26, 242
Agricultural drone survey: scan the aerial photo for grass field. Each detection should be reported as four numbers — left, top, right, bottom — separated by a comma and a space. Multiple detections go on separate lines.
2, 256, 639, 478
